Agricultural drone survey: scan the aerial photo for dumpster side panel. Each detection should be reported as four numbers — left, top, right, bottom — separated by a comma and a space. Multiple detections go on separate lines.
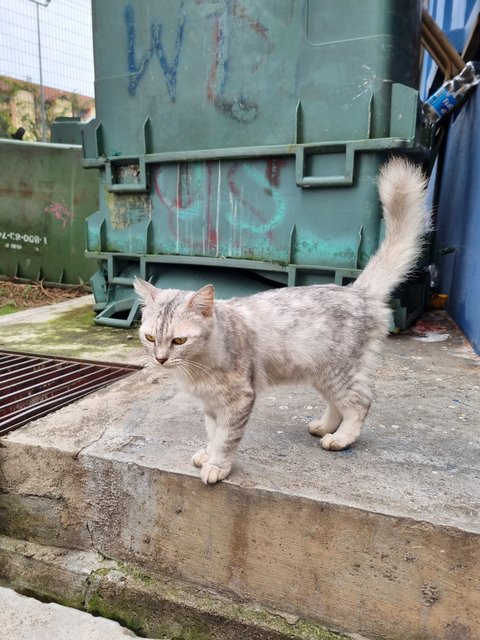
85, 0, 428, 328
0, 140, 99, 284
91, 0, 422, 157
89, 153, 384, 270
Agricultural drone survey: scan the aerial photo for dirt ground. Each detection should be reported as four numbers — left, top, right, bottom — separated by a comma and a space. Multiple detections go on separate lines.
0, 278, 89, 315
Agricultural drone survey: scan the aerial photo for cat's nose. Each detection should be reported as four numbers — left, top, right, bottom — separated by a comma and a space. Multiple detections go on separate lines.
156, 356, 168, 365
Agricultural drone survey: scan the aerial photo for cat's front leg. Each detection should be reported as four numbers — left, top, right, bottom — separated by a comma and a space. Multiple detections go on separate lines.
191, 413, 216, 468
192, 448, 210, 467
199, 394, 254, 485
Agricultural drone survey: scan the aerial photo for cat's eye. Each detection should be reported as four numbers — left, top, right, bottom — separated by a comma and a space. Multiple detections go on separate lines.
172, 337, 187, 346
144, 333, 156, 343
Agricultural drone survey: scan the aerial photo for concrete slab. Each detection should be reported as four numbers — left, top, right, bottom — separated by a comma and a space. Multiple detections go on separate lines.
0, 585, 148, 639
0, 295, 96, 326
0, 535, 350, 640
0, 303, 479, 639
0, 296, 144, 364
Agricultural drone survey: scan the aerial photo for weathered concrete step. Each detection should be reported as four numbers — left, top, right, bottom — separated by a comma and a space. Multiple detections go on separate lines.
0, 536, 349, 640
0, 585, 145, 640
0, 311, 479, 639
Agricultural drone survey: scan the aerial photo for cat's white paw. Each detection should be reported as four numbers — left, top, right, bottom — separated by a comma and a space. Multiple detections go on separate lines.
308, 419, 334, 437
192, 448, 210, 468
200, 462, 231, 485
321, 434, 347, 451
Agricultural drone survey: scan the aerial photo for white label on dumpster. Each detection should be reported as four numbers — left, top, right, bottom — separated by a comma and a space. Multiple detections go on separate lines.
0, 231, 47, 245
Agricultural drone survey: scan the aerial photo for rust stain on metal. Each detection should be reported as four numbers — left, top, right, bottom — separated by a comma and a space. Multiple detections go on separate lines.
0, 350, 140, 435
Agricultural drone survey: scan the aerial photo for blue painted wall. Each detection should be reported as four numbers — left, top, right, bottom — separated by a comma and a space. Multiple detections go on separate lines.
421, 0, 480, 354
434, 90, 480, 354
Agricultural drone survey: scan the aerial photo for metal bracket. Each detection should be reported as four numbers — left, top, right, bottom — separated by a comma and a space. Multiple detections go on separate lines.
105, 157, 149, 193
295, 143, 355, 188
93, 297, 140, 328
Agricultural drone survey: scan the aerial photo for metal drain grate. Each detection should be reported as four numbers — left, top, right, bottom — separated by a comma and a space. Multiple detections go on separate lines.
0, 350, 140, 436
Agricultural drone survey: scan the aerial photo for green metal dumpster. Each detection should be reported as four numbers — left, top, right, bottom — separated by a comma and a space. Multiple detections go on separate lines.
0, 139, 99, 285
83, 0, 430, 327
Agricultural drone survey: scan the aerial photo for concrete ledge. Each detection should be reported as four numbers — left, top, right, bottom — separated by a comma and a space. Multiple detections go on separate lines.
1, 311, 479, 639
0, 536, 349, 640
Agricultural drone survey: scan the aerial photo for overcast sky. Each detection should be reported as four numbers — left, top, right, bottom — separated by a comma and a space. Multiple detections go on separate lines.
0, 0, 94, 97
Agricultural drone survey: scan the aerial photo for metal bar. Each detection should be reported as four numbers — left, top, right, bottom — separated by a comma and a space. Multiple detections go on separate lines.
0, 361, 73, 386
0, 369, 129, 425
0, 376, 124, 434
1, 364, 98, 403
1, 367, 127, 414
0, 356, 73, 376
0, 355, 36, 369
0, 350, 140, 371
83, 137, 429, 170
87, 252, 363, 279
0, 362, 80, 393
0, 351, 140, 434
35, 2, 47, 142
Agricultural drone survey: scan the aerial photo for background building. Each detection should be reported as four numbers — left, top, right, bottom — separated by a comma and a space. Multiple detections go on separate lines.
0, 0, 94, 140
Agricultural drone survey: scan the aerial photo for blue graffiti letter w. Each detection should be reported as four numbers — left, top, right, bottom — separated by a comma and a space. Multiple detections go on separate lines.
125, 4, 186, 99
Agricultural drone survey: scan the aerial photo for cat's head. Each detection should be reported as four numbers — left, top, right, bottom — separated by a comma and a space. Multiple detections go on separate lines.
134, 278, 215, 369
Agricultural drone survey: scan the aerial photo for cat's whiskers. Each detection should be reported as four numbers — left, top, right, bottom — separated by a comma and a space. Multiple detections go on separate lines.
176, 361, 203, 380
170, 359, 195, 383
182, 359, 214, 373
181, 359, 214, 377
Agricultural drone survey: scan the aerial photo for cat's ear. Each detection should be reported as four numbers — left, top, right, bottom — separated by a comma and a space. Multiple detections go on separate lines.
188, 284, 215, 317
133, 277, 157, 304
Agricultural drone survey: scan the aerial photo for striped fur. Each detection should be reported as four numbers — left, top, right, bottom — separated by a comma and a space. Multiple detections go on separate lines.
135, 158, 429, 484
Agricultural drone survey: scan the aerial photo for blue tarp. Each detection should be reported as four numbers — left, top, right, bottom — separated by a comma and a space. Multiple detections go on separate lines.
421, 0, 480, 354
433, 89, 480, 354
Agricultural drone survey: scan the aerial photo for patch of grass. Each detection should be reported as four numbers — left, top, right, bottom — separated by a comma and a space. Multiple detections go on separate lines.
0, 303, 140, 358
0, 304, 18, 315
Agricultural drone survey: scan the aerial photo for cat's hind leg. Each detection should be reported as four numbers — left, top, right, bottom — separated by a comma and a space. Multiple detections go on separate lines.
321, 402, 370, 451
321, 336, 378, 450
308, 400, 342, 437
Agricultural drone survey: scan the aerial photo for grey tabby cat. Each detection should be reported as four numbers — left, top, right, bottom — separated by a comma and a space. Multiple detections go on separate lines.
135, 158, 428, 485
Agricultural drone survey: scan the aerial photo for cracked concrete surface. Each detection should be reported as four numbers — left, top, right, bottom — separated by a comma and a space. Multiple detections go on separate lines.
0, 300, 479, 639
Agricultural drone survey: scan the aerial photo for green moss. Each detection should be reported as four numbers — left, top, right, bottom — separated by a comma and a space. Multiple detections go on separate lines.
18, 587, 84, 611
2, 546, 348, 640
91, 567, 112, 578
86, 586, 219, 640
175, 627, 211, 640
82, 560, 348, 640
0, 303, 140, 358
86, 590, 148, 637
0, 304, 18, 315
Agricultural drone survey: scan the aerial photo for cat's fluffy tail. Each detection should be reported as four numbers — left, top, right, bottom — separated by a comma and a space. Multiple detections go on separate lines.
352, 157, 429, 301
